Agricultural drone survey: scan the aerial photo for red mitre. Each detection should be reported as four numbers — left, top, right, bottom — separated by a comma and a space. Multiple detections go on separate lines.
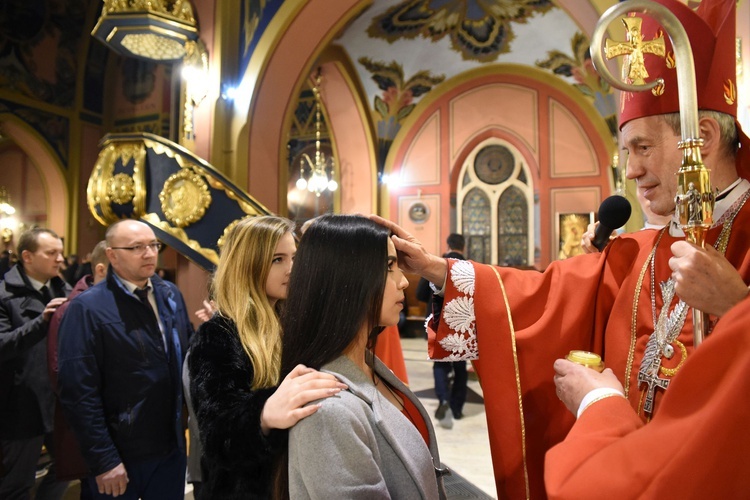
617, 0, 750, 179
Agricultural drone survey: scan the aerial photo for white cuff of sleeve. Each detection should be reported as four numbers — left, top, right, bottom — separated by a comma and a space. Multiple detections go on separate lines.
576, 387, 625, 419
429, 269, 448, 297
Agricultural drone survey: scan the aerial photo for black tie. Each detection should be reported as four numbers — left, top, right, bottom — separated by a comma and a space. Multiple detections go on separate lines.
135, 286, 168, 358
40, 285, 52, 304
134, 286, 155, 317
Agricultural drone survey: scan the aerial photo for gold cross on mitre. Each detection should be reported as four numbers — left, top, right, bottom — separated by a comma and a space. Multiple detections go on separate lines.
605, 15, 666, 85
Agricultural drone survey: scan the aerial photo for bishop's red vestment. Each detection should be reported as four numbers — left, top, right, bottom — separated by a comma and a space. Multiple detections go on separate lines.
429, 186, 750, 499
544, 294, 750, 499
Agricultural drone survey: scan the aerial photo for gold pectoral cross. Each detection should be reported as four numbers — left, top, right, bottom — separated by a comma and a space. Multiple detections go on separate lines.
638, 359, 671, 415
605, 16, 666, 85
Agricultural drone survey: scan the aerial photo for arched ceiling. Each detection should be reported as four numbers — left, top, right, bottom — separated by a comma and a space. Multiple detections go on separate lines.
332, 0, 619, 133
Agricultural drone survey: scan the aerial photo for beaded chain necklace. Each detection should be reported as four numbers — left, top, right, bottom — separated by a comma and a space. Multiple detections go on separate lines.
626, 187, 750, 416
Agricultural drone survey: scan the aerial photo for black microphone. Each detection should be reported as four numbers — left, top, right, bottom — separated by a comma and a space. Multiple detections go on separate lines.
593, 196, 632, 251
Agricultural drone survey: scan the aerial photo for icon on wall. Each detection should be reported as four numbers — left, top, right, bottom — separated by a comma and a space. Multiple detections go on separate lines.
408, 202, 430, 223
556, 212, 594, 260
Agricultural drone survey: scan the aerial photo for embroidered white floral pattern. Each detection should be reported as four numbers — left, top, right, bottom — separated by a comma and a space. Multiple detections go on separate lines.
451, 260, 475, 295
438, 261, 478, 360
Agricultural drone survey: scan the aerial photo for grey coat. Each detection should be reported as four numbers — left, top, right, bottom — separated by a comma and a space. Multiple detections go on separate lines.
288, 355, 448, 499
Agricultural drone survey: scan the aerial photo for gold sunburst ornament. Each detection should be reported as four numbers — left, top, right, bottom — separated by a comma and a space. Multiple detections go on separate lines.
159, 169, 212, 227
107, 173, 136, 205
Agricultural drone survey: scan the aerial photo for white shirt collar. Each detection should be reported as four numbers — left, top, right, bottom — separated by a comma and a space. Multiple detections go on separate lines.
26, 275, 50, 292
118, 276, 153, 295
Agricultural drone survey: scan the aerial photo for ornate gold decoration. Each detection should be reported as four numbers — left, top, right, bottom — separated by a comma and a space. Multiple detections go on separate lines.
489, 265, 530, 499
659, 340, 687, 377
88, 141, 148, 226
665, 49, 675, 69
724, 79, 736, 105
159, 169, 211, 228
104, 0, 196, 23
142, 213, 218, 265
217, 216, 253, 248
107, 173, 136, 205
93, 0, 199, 62
651, 80, 665, 97
1, 228, 12, 244
605, 16, 666, 86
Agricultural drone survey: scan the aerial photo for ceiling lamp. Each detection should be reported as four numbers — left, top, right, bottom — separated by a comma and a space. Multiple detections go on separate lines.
91, 0, 199, 62
0, 187, 15, 217
296, 72, 338, 197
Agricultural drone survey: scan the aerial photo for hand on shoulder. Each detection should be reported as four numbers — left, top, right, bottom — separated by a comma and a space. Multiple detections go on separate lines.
260, 364, 347, 434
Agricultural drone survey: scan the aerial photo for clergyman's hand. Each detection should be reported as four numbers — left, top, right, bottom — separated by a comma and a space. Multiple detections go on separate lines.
553, 359, 623, 415
669, 240, 750, 317
260, 364, 347, 434
581, 222, 617, 254
369, 215, 447, 286
96, 463, 129, 497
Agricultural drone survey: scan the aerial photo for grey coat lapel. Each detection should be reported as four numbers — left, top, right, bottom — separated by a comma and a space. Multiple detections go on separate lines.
322, 355, 447, 500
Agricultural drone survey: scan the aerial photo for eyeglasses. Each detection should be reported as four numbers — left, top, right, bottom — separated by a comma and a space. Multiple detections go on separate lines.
110, 242, 163, 255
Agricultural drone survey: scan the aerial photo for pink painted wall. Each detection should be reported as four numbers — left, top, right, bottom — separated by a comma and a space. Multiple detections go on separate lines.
77, 123, 107, 255
245, 0, 366, 212
0, 118, 67, 238
320, 61, 376, 215
388, 69, 612, 267
0, 146, 46, 224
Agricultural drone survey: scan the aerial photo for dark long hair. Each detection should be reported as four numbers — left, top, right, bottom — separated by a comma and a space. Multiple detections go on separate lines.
280, 214, 389, 376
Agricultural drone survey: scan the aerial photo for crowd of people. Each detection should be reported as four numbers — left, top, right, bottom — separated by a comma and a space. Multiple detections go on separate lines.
1, 0, 748, 498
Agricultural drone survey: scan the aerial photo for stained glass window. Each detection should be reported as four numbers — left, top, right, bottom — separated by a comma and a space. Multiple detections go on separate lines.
498, 186, 528, 266
462, 188, 491, 263
458, 141, 534, 266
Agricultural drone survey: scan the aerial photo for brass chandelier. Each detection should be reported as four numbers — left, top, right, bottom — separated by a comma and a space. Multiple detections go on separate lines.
91, 0, 199, 62
295, 73, 338, 197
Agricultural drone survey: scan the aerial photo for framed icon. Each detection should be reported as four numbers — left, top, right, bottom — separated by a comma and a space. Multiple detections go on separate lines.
556, 212, 594, 260
408, 202, 430, 223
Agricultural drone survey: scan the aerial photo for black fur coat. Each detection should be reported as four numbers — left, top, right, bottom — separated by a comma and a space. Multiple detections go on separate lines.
188, 315, 285, 499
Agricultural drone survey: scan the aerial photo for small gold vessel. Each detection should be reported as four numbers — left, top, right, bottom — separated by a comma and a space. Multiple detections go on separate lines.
566, 350, 605, 372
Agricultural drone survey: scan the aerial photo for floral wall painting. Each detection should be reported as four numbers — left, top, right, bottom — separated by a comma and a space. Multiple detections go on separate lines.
367, 0, 555, 63
536, 32, 618, 137
358, 57, 444, 172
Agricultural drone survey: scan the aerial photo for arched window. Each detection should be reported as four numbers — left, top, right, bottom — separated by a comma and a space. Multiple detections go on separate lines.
461, 188, 491, 263
458, 141, 533, 265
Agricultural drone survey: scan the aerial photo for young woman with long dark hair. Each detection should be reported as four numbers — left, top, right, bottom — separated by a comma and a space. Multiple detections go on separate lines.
279, 214, 447, 499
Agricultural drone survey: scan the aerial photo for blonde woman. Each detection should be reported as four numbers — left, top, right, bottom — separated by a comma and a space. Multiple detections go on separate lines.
187, 216, 346, 499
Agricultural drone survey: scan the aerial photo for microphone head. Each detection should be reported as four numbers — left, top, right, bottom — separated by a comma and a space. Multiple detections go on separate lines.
598, 195, 632, 229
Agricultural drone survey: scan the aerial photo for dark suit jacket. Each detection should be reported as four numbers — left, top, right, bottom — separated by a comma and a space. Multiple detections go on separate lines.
0, 265, 70, 439
57, 269, 192, 475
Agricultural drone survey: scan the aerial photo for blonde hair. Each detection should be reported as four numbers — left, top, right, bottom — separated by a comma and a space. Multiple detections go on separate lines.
212, 216, 295, 389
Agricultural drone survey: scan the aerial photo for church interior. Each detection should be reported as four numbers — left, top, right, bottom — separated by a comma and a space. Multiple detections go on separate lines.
3, 1, 750, 498
2, 0, 749, 316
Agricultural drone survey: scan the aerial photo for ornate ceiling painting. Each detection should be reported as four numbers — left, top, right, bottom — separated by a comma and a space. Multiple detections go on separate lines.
336, 0, 617, 166
0, 0, 90, 163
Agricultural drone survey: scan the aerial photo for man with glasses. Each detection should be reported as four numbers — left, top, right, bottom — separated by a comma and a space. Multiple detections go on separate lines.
57, 220, 193, 500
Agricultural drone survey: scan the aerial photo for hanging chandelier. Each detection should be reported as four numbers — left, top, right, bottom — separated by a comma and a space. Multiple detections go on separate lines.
91, 0, 199, 62
295, 72, 338, 197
